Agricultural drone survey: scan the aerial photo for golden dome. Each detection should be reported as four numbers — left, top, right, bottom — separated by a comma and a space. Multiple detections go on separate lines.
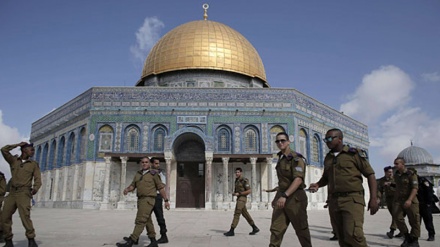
141, 20, 267, 84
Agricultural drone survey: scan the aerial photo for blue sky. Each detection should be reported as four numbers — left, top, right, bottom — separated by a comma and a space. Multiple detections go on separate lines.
1, 0, 439, 178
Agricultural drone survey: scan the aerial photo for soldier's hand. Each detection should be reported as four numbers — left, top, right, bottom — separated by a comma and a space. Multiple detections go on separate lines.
308, 183, 319, 193
31, 189, 37, 195
403, 200, 411, 209
164, 201, 170, 210
123, 188, 129, 195
18, 141, 28, 147
368, 198, 379, 215
276, 197, 286, 209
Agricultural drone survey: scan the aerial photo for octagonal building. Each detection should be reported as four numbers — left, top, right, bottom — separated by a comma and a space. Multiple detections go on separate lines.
30, 10, 370, 210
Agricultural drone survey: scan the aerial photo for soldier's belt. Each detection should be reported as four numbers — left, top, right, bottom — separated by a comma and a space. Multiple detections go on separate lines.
332, 191, 364, 197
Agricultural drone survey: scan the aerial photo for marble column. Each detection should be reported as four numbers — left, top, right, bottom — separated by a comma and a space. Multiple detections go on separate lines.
266, 157, 274, 206
222, 157, 230, 209
205, 152, 213, 210
100, 156, 112, 210
250, 157, 258, 210
53, 169, 60, 201
117, 156, 128, 209
72, 164, 79, 201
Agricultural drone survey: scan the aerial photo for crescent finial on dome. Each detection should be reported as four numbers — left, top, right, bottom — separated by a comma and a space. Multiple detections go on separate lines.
203, 3, 209, 20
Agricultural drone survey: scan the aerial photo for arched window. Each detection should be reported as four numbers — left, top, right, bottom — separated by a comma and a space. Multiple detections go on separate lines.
99, 125, 113, 152
66, 132, 76, 165
311, 135, 320, 163
41, 143, 48, 172
124, 126, 140, 152
217, 127, 231, 152
35, 146, 42, 165
57, 137, 65, 168
270, 125, 286, 153
298, 129, 308, 157
79, 127, 87, 161
153, 126, 167, 152
244, 126, 259, 153
48, 140, 57, 170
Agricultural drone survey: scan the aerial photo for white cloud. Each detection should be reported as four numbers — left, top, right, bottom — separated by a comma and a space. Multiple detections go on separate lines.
421, 72, 440, 82
341, 66, 440, 169
130, 17, 165, 65
0, 110, 29, 179
340, 65, 414, 124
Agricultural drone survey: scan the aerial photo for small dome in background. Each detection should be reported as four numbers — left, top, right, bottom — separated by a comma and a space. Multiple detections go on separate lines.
397, 144, 434, 165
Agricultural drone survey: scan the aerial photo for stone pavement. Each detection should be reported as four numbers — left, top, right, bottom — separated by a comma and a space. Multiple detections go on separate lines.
7, 207, 440, 247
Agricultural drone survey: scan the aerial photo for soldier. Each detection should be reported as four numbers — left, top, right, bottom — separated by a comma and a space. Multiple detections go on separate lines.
377, 166, 402, 238
0, 171, 6, 243
150, 157, 169, 243
309, 128, 379, 247
393, 157, 420, 247
1, 142, 41, 247
118, 157, 170, 247
223, 167, 259, 236
417, 176, 435, 241
269, 132, 311, 247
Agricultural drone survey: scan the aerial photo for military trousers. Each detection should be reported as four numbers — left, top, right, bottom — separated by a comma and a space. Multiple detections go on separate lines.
231, 196, 254, 228
393, 200, 420, 238
385, 197, 397, 230
153, 194, 167, 235
130, 197, 156, 241
269, 190, 311, 247
419, 203, 435, 237
0, 197, 4, 233
329, 195, 367, 247
2, 190, 35, 240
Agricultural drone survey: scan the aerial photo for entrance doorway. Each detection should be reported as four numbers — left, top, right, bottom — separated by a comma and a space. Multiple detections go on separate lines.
176, 162, 205, 208
174, 133, 206, 208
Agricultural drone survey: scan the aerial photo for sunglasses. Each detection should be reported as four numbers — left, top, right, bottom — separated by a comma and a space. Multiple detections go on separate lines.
323, 136, 339, 143
275, 139, 287, 144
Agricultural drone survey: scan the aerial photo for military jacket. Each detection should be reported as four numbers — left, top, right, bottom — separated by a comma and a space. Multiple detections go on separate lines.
0, 171, 6, 197
317, 145, 374, 194
394, 169, 418, 203
1, 144, 42, 192
377, 176, 396, 199
234, 177, 250, 194
130, 169, 165, 198
276, 148, 306, 192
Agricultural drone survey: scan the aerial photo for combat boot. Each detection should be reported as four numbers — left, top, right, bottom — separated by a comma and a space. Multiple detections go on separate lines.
386, 229, 395, 239
157, 234, 168, 244
407, 237, 419, 247
3, 239, 13, 247
400, 233, 411, 247
117, 237, 135, 247
223, 227, 235, 236
123, 236, 138, 245
395, 232, 404, 238
28, 238, 38, 247
146, 237, 158, 247
249, 224, 260, 235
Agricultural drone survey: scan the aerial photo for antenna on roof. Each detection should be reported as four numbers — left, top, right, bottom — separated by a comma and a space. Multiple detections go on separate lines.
410, 140, 413, 146
203, 3, 209, 20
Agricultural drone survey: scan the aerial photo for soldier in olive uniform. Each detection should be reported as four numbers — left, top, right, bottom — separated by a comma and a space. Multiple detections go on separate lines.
309, 128, 379, 247
0, 171, 6, 243
224, 167, 259, 236
393, 157, 420, 247
1, 142, 41, 247
117, 157, 170, 247
269, 132, 311, 247
377, 166, 402, 238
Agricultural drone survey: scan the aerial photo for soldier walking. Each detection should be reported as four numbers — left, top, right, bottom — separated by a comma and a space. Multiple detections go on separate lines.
269, 132, 311, 247
377, 166, 402, 238
223, 167, 259, 236
393, 157, 420, 247
309, 128, 379, 247
118, 157, 170, 247
1, 142, 41, 247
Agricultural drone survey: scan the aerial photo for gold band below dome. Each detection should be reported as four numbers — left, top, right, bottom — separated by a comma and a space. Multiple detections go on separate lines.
141, 20, 267, 84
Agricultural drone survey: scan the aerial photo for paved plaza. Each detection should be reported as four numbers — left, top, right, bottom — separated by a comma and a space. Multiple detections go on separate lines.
6, 207, 440, 247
